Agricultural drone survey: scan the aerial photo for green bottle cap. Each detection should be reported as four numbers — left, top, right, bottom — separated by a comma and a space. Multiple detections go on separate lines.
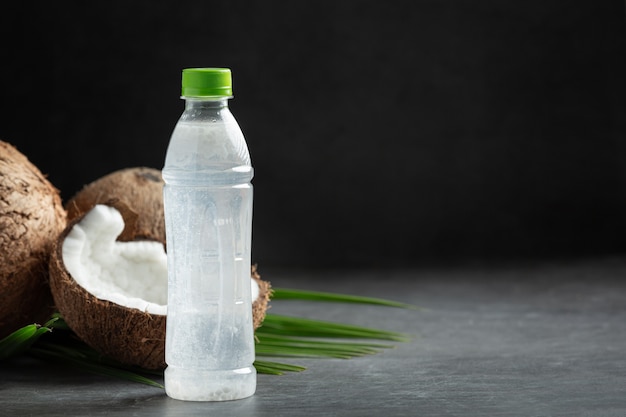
181, 68, 233, 98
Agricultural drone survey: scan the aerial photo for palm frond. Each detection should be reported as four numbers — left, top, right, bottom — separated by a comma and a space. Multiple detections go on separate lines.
0, 286, 414, 387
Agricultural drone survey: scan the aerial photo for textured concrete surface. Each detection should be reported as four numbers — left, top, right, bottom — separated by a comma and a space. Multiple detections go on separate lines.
2, 259, 626, 416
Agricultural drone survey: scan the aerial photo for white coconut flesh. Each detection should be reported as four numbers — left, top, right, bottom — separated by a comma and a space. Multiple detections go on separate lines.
62, 204, 260, 315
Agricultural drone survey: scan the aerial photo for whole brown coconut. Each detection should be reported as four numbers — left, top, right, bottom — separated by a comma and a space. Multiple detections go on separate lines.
0, 140, 66, 339
51, 168, 271, 370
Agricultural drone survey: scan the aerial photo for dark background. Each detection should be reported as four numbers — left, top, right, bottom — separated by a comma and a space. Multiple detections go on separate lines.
1, 1, 625, 270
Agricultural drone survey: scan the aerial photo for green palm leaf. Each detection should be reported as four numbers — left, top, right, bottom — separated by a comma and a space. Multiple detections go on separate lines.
0, 287, 414, 387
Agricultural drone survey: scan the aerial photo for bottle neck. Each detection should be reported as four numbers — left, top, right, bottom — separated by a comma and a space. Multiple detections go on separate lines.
182, 97, 230, 110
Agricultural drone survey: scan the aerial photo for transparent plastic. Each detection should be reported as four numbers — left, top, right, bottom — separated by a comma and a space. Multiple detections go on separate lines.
162, 98, 256, 401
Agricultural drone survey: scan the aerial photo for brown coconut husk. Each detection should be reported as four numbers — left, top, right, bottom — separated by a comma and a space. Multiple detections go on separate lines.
251, 264, 272, 330
0, 141, 67, 339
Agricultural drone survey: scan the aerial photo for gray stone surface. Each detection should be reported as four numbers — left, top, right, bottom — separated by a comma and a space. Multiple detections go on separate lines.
2, 259, 626, 416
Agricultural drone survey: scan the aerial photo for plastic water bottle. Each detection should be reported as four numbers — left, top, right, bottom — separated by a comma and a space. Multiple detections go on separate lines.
162, 68, 256, 401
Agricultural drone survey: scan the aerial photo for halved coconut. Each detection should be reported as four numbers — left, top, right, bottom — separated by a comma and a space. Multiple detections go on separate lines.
50, 202, 270, 370
0, 140, 67, 339
49, 205, 168, 370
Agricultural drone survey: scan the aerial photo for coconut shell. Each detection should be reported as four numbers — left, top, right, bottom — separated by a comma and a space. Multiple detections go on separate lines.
0, 141, 67, 339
